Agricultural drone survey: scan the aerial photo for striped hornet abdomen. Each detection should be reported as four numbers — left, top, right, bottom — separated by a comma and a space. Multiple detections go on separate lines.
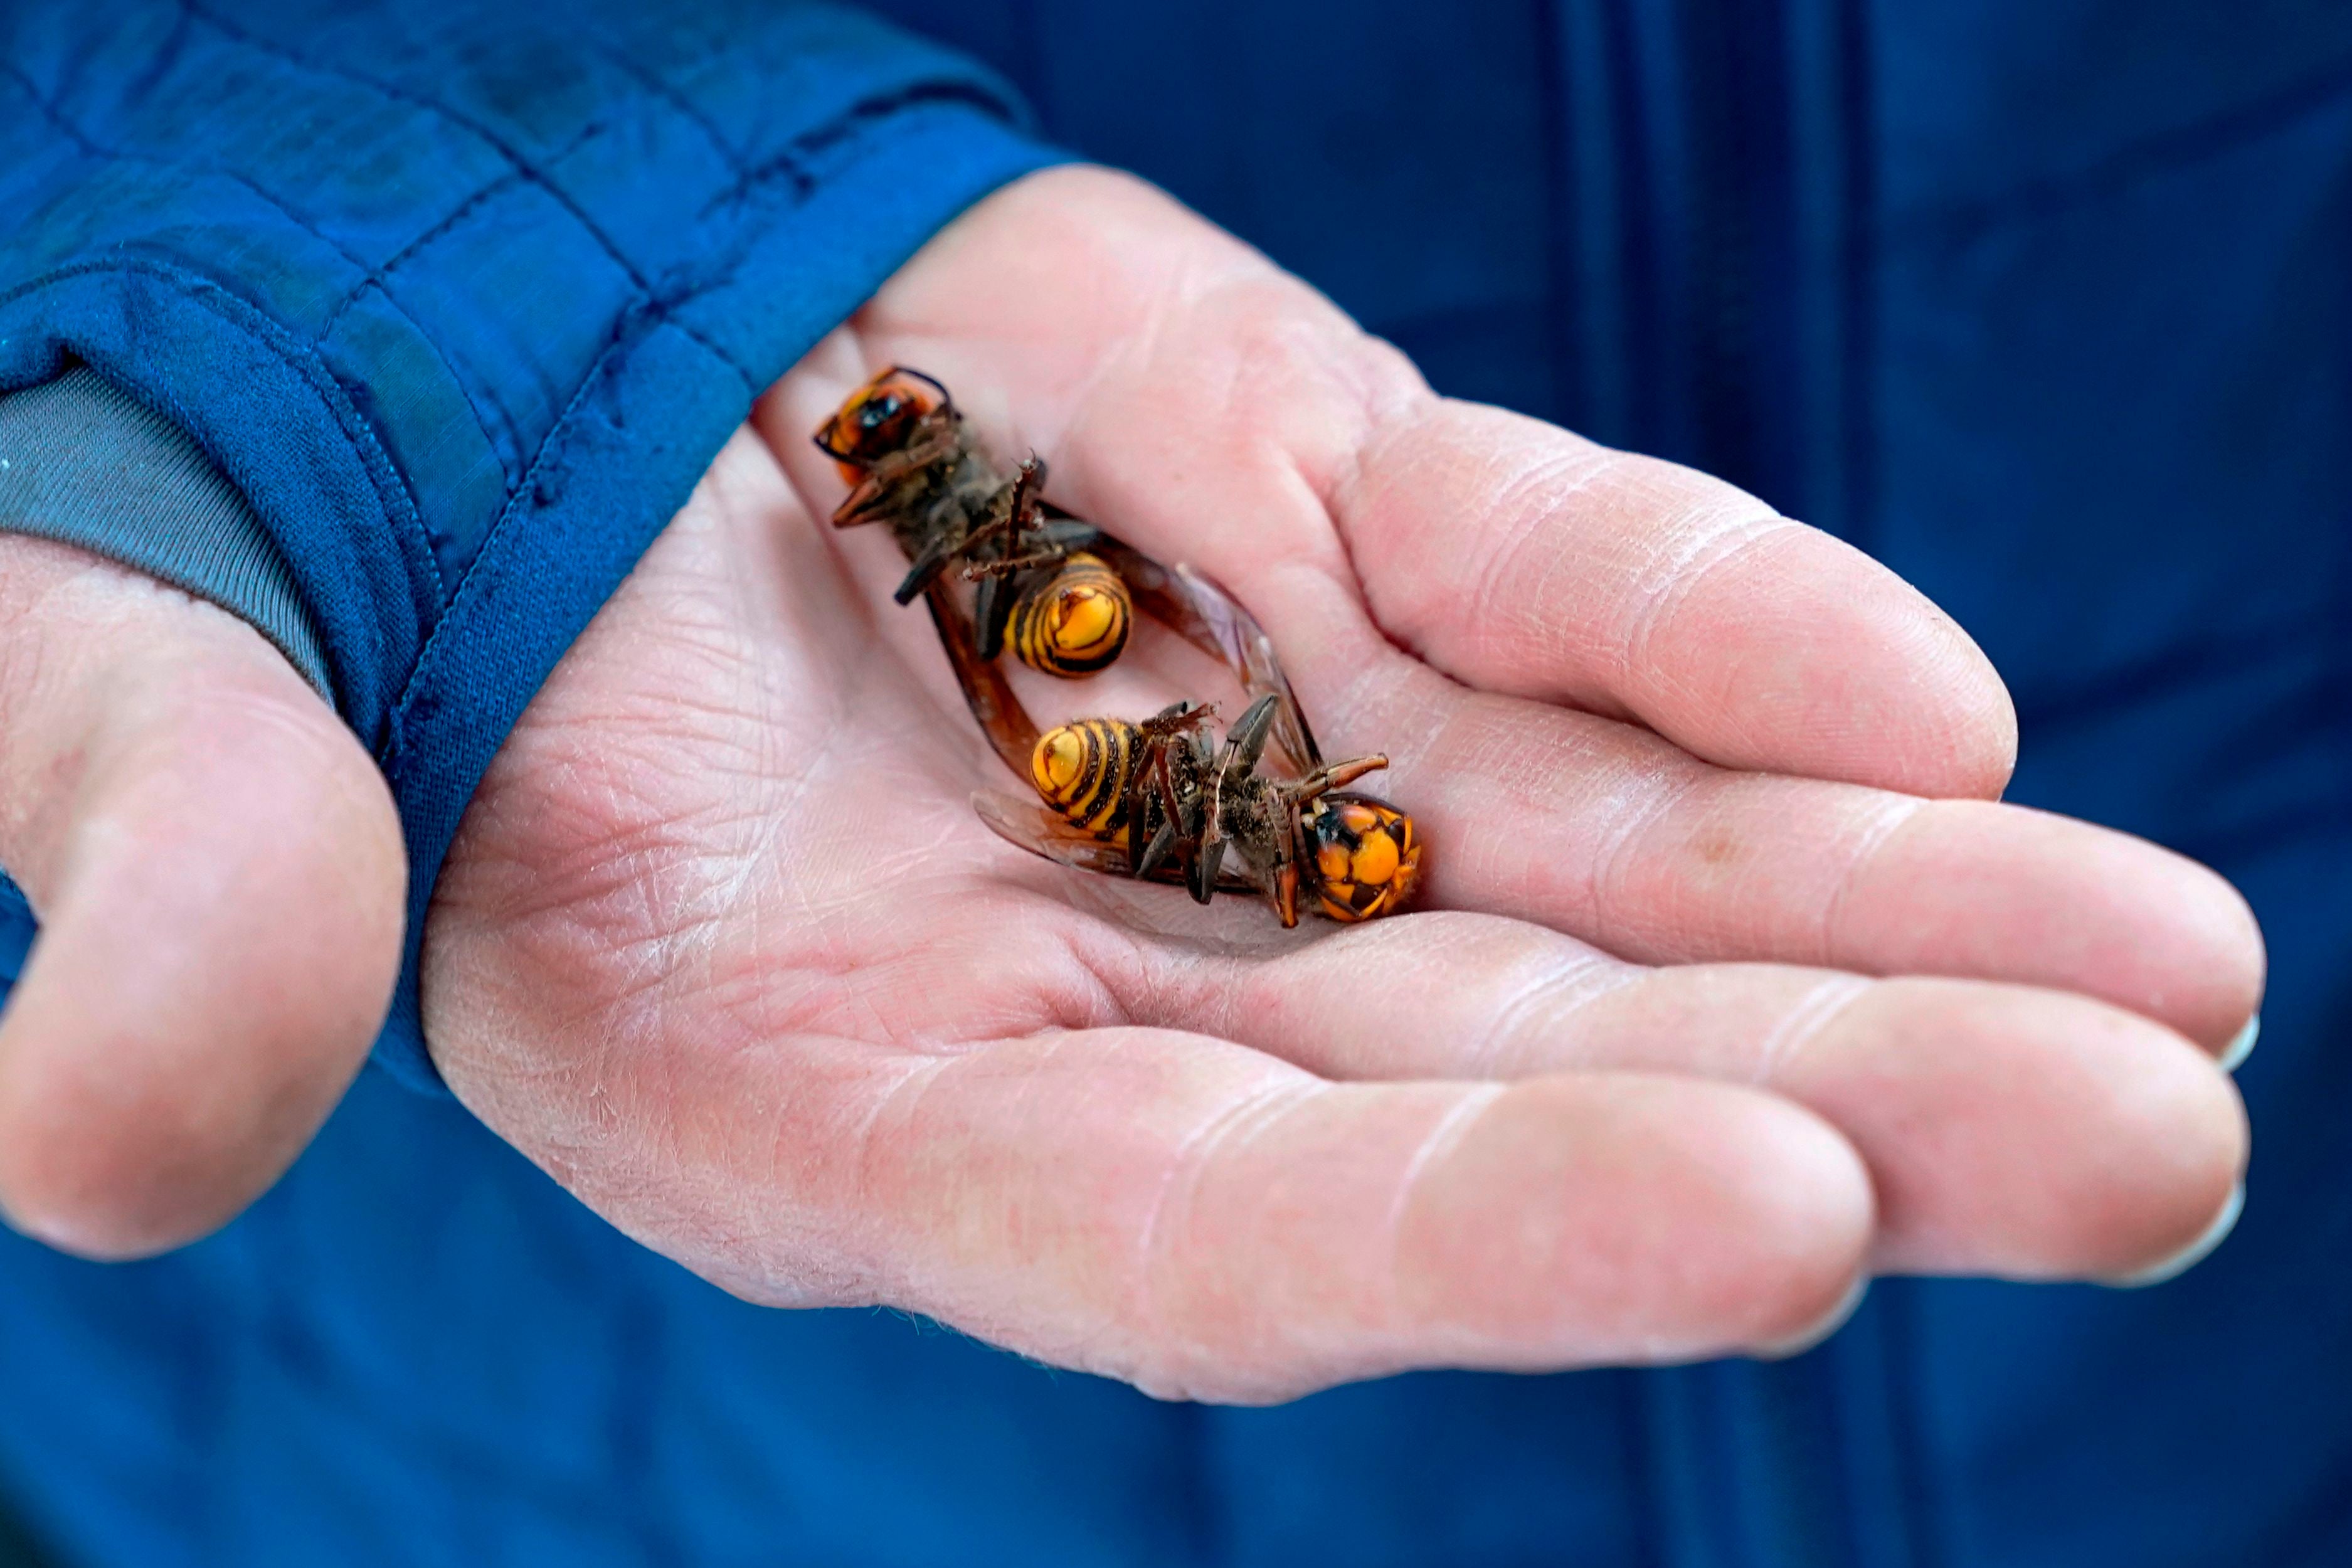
815, 366, 1133, 680
1027, 713, 1157, 845
1011, 695, 1419, 926
1003, 551, 1131, 677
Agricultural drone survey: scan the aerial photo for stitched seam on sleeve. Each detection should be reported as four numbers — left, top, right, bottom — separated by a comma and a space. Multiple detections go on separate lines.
312, 112, 617, 348
699, 80, 1029, 216
378, 305, 671, 772
6, 62, 367, 310
581, 35, 746, 174
0, 256, 447, 611
379, 90, 1034, 777
646, 80, 1031, 322
1, 62, 517, 513
308, 173, 522, 346
179, 0, 761, 392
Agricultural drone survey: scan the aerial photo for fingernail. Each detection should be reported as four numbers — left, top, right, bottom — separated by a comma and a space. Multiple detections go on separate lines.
2107, 1181, 2244, 1288
1756, 1275, 1869, 1360
2219, 1013, 2261, 1073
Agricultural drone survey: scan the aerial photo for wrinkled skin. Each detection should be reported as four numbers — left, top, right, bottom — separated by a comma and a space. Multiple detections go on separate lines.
0, 169, 2258, 1402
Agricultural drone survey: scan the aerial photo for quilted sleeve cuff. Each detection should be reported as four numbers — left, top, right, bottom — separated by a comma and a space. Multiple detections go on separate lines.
0, 364, 333, 694
0, 3, 1066, 1091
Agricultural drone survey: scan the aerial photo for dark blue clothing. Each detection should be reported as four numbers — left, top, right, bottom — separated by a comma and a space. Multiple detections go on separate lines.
0, 0, 1053, 1091
3, 2, 2349, 1565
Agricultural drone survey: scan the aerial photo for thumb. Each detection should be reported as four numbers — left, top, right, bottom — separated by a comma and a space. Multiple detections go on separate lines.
0, 536, 404, 1258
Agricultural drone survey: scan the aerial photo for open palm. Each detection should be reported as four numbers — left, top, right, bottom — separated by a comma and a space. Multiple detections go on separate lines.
408, 169, 2259, 1403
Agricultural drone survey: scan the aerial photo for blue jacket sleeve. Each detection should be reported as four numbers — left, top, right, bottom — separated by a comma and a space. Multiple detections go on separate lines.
0, 1, 1062, 1092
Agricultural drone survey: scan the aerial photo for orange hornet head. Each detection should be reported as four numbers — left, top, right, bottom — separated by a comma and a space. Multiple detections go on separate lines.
1302, 793, 1421, 921
811, 366, 953, 483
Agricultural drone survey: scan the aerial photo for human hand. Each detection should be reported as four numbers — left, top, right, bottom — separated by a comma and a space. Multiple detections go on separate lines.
416, 167, 2260, 1401
0, 536, 403, 1256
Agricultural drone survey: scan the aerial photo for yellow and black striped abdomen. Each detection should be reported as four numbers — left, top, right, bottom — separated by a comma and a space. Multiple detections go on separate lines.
1009, 552, 1131, 677
1030, 719, 1140, 845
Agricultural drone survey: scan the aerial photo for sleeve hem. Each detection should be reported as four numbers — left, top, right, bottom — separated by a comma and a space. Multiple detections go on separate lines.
0, 364, 335, 695
366, 103, 1066, 1095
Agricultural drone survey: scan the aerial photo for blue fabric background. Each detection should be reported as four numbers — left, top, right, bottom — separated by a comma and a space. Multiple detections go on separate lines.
2, 1, 2348, 1564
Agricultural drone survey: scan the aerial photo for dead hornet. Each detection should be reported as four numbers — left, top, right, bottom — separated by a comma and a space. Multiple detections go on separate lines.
813, 366, 1130, 677
985, 692, 1421, 924
906, 453, 1424, 924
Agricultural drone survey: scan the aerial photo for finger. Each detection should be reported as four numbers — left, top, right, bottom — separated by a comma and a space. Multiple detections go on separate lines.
1323, 400, 2018, 798
808, 465, 2257, 1057
1039, 374, 2014, 799
0, 539, 405, 1258
1111, 910, 2248, 1281
762, 167, 2015, 798
760, 349, 2259, 1047
470, 1020, 1873, 1404
1327, 655, 2265, 1050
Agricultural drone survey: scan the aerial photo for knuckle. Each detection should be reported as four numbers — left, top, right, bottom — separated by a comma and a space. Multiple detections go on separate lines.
1614, 505, 1794, 682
